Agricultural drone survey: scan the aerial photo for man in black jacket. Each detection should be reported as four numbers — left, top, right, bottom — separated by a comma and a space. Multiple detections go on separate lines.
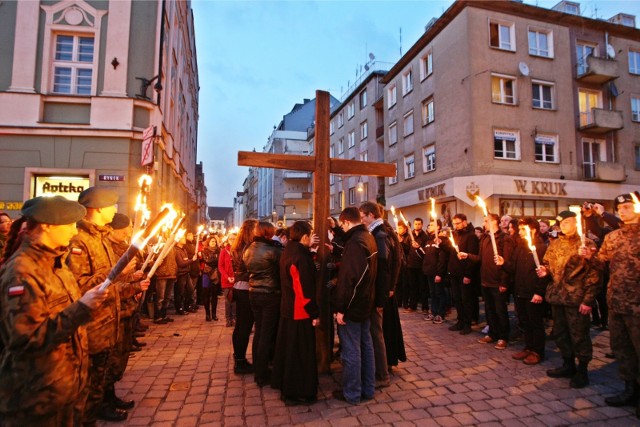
333, 207, 378, 405
406, 218, 428, 312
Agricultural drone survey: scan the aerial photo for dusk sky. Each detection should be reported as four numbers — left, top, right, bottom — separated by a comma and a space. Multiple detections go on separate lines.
192, 0, 640, 208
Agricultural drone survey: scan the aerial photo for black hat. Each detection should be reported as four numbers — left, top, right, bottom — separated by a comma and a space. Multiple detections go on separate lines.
556, 210, 577, 223
614, 192, 640, 210
21, 196, 86, 225
78, 187, 119, 208
108, 213, 131, 230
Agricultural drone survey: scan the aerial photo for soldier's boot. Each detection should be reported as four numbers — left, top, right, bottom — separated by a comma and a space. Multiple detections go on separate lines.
104, 384, 135, 410
96, 403, 128, 422
606, 380, 638, 407
234, 355, 254, 375
570, 360, 589, 389
546, 357, 576, 378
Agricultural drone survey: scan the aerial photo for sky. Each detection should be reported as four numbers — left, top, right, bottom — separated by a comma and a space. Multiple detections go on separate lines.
192, 0, 640, 208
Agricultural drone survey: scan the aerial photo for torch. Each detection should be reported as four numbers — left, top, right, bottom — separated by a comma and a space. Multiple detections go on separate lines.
132, 174, 153, 237
429, 197, 439, 247
398, 210, 415, 243
99, 206, 174, 290
448, 229, 460, 254
140, 236, 165, 272
569, 205, 586, 246
523, 225, 540, 268
192, 224, 204, 261
147, 215, 187, 279
390, 205, 399, 231
475, 196, 498, 257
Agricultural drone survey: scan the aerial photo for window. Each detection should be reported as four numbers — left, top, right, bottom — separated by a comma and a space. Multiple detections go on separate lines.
387, 84, 397, 108
389, 122, 398, 146
360, 152, 368, 162
632, 97, 640, 122
360, 121, 368, 140
389, 161, 398, 185
635, 145, 640, 170
338, 111, 344, 128
576, 42, 596, 76
348, 188, 356, 205
579, 89, 602, 127
630, 51, 640, 74
528, 29, 553, 58
52, 34, 94, 95
492, 74, 516, 105
330, 144, 335, 157
330, 175, 335, 186
338, 138, 344, 154
404, 154, 415, 179
359, 89, 367, 109
422, 97, 434, 125
489, 20, 515, 51
348, 131, 355, 148
423, 144, 436, 172
583, 138, 605, 179
403, 110, 414, 136
338, 191, 343, 209
402, 69, 413, 95
494, 129, 520, 160
420, 51, 433, 80
534, 134, 558, 163
532, 81, 554, 110
330, 120, 335, 135
347, 101, 355, 119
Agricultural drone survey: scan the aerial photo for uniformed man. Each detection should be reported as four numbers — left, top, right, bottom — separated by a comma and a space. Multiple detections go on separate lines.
537, 210, 601, 389
0, 196, 108, 426
66, 187, 128, 424
594, 193, 640, 416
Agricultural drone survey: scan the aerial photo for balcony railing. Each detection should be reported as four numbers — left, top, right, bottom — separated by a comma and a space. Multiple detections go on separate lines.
576, 55, 619, 84
583, 161, 625, 182
283, 171, 311, 179
579, 108, 623, 133
283, 192, 312, 200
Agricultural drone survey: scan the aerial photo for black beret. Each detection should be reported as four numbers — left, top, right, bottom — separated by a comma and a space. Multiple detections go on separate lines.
614, 192, 639, 210
108, 213, 131, 230
78, 187, 119, 208
556, 210, 577, 223
21, 196, 86, 225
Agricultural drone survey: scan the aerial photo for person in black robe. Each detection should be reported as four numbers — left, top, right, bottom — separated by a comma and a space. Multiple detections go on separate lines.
271, 221, 320, 406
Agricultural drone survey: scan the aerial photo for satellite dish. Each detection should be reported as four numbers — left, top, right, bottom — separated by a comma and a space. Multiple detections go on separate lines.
518, 62, 530, 76
607, 44, 616, 59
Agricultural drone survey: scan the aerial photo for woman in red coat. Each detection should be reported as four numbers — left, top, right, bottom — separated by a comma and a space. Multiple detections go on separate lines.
219, 233, 237, 327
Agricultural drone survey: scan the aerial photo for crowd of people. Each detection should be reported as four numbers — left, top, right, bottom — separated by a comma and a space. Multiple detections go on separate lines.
0, 188, 638, 424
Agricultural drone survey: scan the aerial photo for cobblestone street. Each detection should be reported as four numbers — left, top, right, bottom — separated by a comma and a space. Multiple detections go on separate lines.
107, 304, 640, 426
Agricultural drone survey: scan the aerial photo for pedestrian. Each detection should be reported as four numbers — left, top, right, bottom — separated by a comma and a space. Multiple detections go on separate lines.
185, 232, 201, 312
595, 193, 640, 415
173, 235, 191, 315
271, 220, 320, 406
153, 245, 177, 324
0, 196, 108, 426
0, 212, 12, 255
405, 218, 428, 313
202, 236, 221, 321
243, 221, 283, 387
422, 219, 449, 324
395, 221, 411, 310
537, 210, 601, 389
332, 207, 377, 405
218, 233, 237, 327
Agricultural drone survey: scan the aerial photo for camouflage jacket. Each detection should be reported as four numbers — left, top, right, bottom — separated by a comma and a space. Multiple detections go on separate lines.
0, 237, 92, 415
543, 233, 601, 307
596, 223, 640, 316
67, 220, 120, 353
109, 239, 143, 319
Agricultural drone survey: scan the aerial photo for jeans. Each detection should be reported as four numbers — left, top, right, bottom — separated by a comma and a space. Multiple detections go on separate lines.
428, 276, 446, 317
482, 286, 510, 341
174, 274, 190, 311
202, 276, 220, 319
249, 292, 281, 384
338, 317, 375, 404
232, 288, 254, 360
155, 278, 175, 318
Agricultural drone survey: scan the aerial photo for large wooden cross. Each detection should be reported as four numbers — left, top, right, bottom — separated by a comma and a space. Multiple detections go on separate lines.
238, 90, 396, 373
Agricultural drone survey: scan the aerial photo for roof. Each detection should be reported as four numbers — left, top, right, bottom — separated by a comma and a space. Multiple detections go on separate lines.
208, 206, 233, 220
277, 95, 340, 132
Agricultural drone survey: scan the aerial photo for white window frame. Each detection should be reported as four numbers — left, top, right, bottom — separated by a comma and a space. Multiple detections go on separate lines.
494, 129, 521, 160
348, 187, 356, 205
422, 97, 435, 125
528, 27, 554, 58
402, 69, 413, 96
534, 134, 559, 163
404, 154, 415, 179
491, 74, 517, 105
387, 84, 397, 108
576, 42, 597, 76
330, 144, 335, 157
330, 120, 335, 135
582, 138, 606, 179
578, 89, 603, 127
51, 33, 96, 95
389, 122, 398, 146
423, 144, 436, 172
389, 161, 398, 185
632, 96, 640, 122
347, 101, 355, 120
338, 138, 344, 154
489, 19, 515, 51
348, 131, 355, 148
403, 110, 414, 136
420, 51, 433, 81
359, 89, 367, 109
360, 121, 368, 140
630, 50, 640, 75
532, 80, 555, 110
338, 111, 344, 128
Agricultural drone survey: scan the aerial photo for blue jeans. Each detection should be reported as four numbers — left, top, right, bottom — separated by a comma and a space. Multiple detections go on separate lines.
338, 317, 375, 404
428, 276, 446, 317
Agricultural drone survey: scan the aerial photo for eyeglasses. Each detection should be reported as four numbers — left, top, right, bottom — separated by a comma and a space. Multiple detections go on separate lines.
452, 221, 462, 226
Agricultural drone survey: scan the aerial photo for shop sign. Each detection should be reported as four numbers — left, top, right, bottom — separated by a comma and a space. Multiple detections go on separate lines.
417, 183, 446, 200
514, 179, 567, 196
34, 175, 90, 200
99, 175, 125, 182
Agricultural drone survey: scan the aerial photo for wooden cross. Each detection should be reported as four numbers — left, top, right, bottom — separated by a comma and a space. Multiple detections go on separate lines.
238, 90, 396, 373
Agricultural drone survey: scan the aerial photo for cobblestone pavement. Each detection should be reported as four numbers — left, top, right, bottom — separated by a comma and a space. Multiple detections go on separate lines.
105, 303, 640, 426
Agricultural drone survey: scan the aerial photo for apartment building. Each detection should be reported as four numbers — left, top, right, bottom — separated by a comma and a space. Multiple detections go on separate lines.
0, 0, 205, 225
382, 0, 640, 227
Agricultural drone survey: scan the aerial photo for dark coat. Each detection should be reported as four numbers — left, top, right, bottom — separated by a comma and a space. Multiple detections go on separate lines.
422, 234, 450, 278
504, 236, 548, 299
448, 223, 479, 278
467, 230, 515, 288
243, 237, 282, 294
279, 240, 318, 320
406, 229, 428, 269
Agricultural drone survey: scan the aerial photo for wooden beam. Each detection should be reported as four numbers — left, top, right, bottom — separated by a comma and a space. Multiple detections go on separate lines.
238, 151, 316, 172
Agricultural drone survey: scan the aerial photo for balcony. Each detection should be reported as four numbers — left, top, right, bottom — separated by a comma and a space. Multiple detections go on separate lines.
376, 125, 384, 139
583, 161, 626, 182
283, 171, 311, 180
283, 192, 312, 200
576, 56, 619, 84
579, 108, 623, 133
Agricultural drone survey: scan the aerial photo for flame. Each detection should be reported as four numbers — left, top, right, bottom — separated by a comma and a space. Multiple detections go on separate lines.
138, 174, 152, 187
390, 206, 396, 215
631, 192, 640, 213
399, 211, 410, 228
175, 228, 187, 241
448, 230, 459, 253
523, 225, 535, 251
430, 197, 437, 220
568, 205, 584, 239
197, 224, 204, 234
475, 196, 489, 217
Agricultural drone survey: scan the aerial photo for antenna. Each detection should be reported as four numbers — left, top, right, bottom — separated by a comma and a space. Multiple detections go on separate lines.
399, 27, 403, 57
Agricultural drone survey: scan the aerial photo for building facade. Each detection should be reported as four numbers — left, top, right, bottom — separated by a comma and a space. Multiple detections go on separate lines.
0, 0, 203, 226
382, 0, 639, 227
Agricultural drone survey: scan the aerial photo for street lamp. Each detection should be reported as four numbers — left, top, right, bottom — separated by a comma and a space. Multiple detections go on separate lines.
273, 204, 297, 226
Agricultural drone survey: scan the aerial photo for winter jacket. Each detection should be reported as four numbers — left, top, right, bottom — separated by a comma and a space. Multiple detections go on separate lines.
218, 245, 234, 289
422, 233, 449, 278
155, 247, 177, 280
243, 237, 282, 294
467, 230, 515, 288
448, 223, 479, 278
406, 229, 428, 269
174, 245, 191, 276
504, 235, 548, 299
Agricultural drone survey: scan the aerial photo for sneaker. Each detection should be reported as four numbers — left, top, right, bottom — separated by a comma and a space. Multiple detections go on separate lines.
433, 315, 443, 324
494, 340, 508, 350
424, 314, 435, 321
478, 336, 495, 344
